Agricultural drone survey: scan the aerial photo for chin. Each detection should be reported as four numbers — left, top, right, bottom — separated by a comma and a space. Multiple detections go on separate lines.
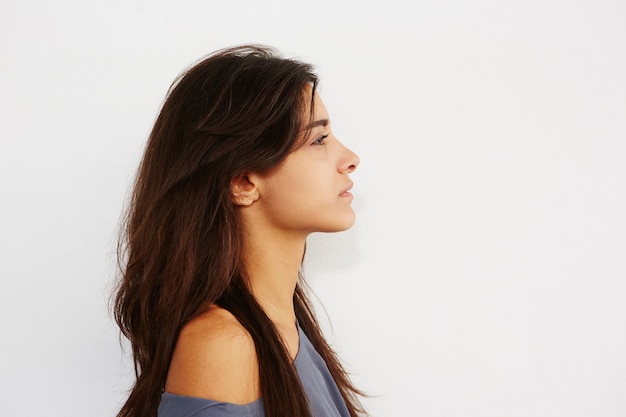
320, 214, 356, 233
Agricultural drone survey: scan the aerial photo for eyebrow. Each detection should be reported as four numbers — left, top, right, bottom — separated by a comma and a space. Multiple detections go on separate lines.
305, 119, 329, 129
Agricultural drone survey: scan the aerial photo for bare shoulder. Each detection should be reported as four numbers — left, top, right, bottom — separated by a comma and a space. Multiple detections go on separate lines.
165, 306, 259, 404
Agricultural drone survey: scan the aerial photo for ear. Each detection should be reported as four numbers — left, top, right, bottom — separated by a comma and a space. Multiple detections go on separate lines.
230, 174, 260, 206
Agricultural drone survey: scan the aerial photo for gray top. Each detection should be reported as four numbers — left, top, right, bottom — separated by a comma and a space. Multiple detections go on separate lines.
158, 324, 351, 417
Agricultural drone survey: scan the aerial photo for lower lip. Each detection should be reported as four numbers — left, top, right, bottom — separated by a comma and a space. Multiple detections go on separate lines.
339, 191, 353, 197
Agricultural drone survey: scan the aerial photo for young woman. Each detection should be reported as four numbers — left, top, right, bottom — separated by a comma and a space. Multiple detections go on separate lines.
113, 45, 364, 417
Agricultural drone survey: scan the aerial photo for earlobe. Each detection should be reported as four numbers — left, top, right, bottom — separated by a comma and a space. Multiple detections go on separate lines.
230, 174, 259, 206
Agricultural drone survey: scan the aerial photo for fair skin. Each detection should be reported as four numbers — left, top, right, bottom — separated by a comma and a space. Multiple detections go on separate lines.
165, 88, 359, 404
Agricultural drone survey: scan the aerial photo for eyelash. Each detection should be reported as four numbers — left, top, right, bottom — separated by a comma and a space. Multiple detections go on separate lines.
312, 134, 329, 146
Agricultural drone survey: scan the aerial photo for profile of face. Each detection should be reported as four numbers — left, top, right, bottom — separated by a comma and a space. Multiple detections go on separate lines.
236, 88, 360, 236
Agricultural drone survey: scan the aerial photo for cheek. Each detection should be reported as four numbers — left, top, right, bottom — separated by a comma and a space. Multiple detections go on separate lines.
265, 175, 319, 209
260, 152, 340, 212
263, 169, 329, 215
267, 158, 324, 196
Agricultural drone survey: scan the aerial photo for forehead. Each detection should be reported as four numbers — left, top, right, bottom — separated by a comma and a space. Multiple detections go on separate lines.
304, 93, 329, 129
302, 83, 329, 121
312, 91, 329, 119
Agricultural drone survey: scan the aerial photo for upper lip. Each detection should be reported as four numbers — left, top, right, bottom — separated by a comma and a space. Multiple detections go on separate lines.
340, 181, 353, 194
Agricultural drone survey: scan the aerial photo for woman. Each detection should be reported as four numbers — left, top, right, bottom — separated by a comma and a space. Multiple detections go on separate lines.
113, 44, 364, 417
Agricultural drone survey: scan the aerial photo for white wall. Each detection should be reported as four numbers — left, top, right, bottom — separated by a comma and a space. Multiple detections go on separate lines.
1, 1, 625, 416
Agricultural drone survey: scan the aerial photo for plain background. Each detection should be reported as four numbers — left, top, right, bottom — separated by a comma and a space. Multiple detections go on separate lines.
1, 1, 625, 416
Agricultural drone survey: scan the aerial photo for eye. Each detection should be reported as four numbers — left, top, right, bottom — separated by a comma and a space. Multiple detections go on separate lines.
312, 133, 329, 146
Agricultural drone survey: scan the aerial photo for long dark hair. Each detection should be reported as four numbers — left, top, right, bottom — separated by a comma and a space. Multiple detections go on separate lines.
113, 45, 364, 417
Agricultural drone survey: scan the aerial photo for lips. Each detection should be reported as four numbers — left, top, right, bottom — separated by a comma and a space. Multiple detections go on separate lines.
339, 181, 354, 197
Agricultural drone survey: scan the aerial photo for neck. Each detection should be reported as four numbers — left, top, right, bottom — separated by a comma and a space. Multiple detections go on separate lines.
241, 227, 307, 328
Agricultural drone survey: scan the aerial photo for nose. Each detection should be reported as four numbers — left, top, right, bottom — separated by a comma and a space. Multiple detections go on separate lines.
341, 144, 360, 174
